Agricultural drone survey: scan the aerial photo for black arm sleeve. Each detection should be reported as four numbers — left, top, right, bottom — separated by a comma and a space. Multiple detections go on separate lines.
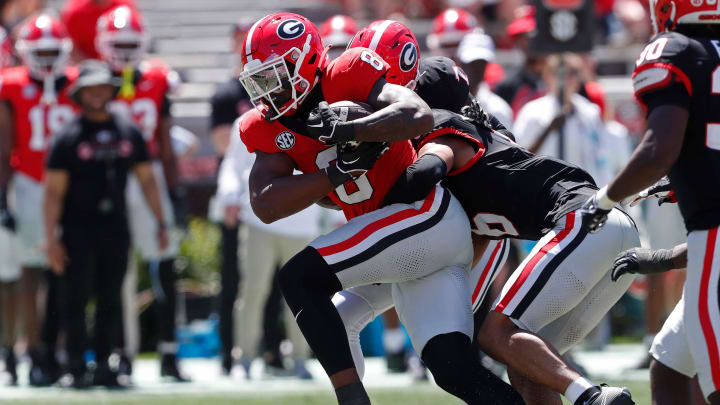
382, 153, 448, 206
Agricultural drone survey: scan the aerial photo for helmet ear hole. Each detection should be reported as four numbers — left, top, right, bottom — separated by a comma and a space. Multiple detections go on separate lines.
308, 53, 317, 65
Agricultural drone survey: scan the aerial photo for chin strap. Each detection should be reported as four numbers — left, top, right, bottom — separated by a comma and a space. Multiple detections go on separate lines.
119, 64, 136, 99
41, 75, 57, 105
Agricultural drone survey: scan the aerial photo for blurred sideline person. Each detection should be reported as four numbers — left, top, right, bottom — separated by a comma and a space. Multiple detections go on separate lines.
494, 5, 547, 116
456, 29, 513, 128
217, 118, 325, 379
208, 17, 253, 374
94, 6, 188, 381
44, 60, 167, 388
0, 13, 77, 386
426, 8, 478, 58
320, 15, 357, 60
513, 54, 610, 184
60, 0, 136, 61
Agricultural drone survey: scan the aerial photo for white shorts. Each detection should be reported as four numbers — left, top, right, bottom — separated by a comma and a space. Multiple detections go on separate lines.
683, 226, 720, 399
469, 239, 509, 313
126, 162, 179, 260
650, 296, 696, 378
336, 264, 474, 358
12, 173, 46, 266
310, 186, 473, 288
493, 208, 640, 354
0, 227, 20, 282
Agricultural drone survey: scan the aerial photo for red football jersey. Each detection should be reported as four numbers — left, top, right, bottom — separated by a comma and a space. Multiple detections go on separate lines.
0, 66, 79, 181
239, 47, 416, 220
109, 59, 179, 157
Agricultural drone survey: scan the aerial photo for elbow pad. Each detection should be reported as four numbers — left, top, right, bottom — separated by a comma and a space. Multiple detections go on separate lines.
382, 153, 447, 206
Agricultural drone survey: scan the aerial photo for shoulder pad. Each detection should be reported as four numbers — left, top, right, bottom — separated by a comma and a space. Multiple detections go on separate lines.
238, 108, 278, 154
633, 32, 698, 98
322, 47, 390, 104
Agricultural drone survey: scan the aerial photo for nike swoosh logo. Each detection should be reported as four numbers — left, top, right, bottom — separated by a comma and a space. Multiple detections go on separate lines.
307, 122, 324, 128
294, 308, 304, 321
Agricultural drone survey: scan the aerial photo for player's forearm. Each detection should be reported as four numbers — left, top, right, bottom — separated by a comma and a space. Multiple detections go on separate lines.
382, 153, 447, 206
250, 172, 334, 223
606, 137, 676, 202
139, 175, 166, 226
351, 100, 433, 143
671, 243, 688, 270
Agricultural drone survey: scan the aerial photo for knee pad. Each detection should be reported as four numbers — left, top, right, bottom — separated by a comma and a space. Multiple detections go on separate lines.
278, 247, 341, 315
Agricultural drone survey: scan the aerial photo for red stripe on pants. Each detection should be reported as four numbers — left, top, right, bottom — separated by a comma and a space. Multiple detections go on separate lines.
317, 188, 436, 257
472, 241, 503, 304
494, 212, 576, 312
699, 227, 720, 391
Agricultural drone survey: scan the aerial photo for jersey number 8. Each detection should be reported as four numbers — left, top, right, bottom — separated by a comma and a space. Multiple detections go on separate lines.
316, 146, 374, 204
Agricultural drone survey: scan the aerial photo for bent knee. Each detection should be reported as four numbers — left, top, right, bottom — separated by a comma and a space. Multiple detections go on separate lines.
477, 311, 518, 351
278, 247, 340, 296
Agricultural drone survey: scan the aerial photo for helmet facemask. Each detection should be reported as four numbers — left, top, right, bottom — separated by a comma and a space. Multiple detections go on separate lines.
97, 28, 147, 72
239, 35, 315, 119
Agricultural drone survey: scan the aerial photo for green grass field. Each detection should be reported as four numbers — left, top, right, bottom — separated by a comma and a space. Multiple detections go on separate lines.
1, 381, 651, 405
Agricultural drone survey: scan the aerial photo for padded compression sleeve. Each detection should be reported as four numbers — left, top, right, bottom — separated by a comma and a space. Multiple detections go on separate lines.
382, 153, 447, 206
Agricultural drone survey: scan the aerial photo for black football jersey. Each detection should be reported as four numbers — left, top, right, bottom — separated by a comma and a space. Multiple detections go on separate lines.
417, 109, 597, 241
633, 31, 720, 232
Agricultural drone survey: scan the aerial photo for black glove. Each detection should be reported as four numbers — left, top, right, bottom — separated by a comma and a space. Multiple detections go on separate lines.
579, 194, 612, 234
306, 101, 356, 145
324, 141, 389, 188
629, 177, 675, 207
0, 188, 14, 232
611, 247, 675, 282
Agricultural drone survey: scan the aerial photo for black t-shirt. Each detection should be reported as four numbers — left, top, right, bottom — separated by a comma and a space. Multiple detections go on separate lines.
47, 114, 150, 231
418, 109, 597, 240
633, 31, 720, 232
210, 78, 253, 129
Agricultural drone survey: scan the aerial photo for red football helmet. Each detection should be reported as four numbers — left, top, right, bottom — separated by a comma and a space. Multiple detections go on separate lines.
239, 12, 328, 119
96, 6, 148, 72
650, 0, 720, 34
0, 26, 12, 69
348, 20, 419, 89
15, 12, 72, 79
426, 8, 478, 51
320, 15, 358, 48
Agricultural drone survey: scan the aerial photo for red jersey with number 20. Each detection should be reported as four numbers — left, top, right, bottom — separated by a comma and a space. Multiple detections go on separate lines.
0, 66, 78, 181
109, 59, 179, 157
239, 47, 416, 220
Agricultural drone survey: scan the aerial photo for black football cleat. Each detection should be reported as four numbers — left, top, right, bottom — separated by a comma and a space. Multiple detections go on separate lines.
585, 384, 635, 405
2, 348, 16, 385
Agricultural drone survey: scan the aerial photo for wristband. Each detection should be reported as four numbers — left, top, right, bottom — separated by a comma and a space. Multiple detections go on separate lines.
0, 188, 6, 210
595, 186, 617, 210
325, 165, 353, 188
335, 121, 356, 144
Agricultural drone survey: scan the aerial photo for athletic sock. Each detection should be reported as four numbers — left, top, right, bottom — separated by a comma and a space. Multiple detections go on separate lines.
565, 377, 596, 404
335, 381, 371, 405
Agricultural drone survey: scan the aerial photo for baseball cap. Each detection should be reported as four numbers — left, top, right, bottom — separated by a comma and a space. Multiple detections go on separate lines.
506, 6, 536, 37
457, 29, 495, 63
416, 56, 470, 113
70, 60, 122, 103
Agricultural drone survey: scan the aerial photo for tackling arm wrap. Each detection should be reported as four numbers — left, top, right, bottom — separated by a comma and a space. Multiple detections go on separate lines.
382, 153, 447, 206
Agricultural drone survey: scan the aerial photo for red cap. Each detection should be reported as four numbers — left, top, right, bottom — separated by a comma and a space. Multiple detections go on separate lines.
506, 6, 536, 37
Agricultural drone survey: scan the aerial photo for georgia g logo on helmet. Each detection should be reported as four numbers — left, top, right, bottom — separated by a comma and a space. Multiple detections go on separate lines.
399, 42, 418, 72
277, 19, 306, 40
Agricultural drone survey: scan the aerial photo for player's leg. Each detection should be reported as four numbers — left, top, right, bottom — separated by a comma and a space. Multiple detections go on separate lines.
13, 174, 49, 383
507, 367, 563, 405
469, 239, 509, 314
219, 222, 240, 374
0, 227, 20, 384
683, 226, 720, 404
333, 284, 395, 379
393, 266, 524, 405
279, 187, 471, 403
480, 209, 636, 404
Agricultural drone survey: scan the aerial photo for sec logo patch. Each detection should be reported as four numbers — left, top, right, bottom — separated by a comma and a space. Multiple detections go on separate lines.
275, 131, 295, 150
277, 19, 305, 40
